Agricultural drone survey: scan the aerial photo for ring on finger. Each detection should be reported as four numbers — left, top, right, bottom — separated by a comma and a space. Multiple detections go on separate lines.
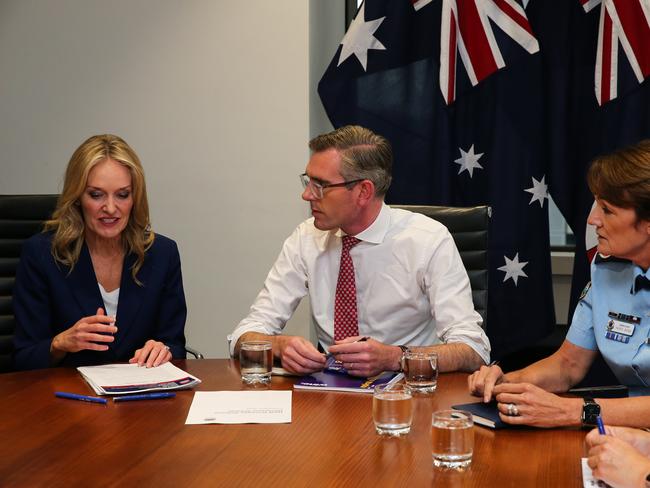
507, 403, 520, 416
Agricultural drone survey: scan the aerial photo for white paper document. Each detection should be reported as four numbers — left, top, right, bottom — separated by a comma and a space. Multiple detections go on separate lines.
185, 391, 292, 424
581, 458, 612, 488
77, 362, 201, 395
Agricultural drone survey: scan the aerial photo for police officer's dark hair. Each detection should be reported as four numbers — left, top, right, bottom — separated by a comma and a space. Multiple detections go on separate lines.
587, 139, 650, 222
308, 125, 392, 197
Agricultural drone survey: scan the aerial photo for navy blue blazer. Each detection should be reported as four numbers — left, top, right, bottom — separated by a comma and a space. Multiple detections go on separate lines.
13, 232, 187, 370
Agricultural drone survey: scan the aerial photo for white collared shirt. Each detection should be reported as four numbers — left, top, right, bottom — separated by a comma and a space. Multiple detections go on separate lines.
228, 204, 490, 362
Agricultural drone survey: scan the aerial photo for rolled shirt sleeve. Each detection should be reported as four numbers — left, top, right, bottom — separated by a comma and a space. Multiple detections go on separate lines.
424, 229, 490, 364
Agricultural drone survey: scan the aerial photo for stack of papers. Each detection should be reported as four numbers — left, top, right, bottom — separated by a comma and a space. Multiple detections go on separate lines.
77, 362, 201, 395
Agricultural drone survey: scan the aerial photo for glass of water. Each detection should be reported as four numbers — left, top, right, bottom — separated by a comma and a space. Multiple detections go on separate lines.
402, 350, 438, 393
372, 383, 413, 436
239, 341, 272, 385
431, 410, 474, 469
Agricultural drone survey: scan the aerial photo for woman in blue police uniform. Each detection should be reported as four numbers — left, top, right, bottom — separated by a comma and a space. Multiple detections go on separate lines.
13, 134, 187, 370
467, 140, 650, 428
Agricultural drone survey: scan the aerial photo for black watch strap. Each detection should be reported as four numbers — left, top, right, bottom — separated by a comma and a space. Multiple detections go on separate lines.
581, 397, 601, 427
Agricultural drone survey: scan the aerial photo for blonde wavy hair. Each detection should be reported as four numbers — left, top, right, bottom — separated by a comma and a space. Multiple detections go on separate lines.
44, 134, 154, 284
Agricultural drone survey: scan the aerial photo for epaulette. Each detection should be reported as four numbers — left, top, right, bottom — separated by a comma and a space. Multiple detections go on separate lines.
579, 281, 591, 301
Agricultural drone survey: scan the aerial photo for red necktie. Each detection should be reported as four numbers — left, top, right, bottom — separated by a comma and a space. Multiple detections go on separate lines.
334, 235, 361, 341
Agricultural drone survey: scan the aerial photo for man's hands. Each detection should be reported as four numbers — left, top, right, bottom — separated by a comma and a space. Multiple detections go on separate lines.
327, 336, 401, 377
237, 333, 402, 377
277, 336, 326, 374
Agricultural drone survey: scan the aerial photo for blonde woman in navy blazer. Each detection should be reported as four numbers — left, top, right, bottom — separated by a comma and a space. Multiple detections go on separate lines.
13, 134, 187, 370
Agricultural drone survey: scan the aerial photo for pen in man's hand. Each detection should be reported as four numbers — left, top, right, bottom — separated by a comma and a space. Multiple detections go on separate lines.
55, 391, 108, 405
597, 415, 606, 435
325, 336, 370, 358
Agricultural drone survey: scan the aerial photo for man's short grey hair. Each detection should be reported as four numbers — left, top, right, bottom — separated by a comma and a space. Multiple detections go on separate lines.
308, 125, 393, 197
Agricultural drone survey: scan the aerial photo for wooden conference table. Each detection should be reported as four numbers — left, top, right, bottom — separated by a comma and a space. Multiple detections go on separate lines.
0, 359, 588, 487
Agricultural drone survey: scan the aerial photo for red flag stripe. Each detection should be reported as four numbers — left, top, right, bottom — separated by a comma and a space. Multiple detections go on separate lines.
613, 0, 650, 77
457, 0, 498, 82
492, 0, 534, 36
448, 11, 457, 103
601, 12, 613, 104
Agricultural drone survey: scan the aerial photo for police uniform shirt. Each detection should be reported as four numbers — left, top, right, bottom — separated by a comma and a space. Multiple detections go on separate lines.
566, 257, 650, 395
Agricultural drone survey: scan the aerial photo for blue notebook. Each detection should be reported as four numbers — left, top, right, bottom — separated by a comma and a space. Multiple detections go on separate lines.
294, 369, 401, 394
452, 401, 506, 429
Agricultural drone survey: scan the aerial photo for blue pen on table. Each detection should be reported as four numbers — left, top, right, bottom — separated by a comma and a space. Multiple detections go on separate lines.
55, 391, 107, 405
113, 392, 176, 402
597, 415, 606, 435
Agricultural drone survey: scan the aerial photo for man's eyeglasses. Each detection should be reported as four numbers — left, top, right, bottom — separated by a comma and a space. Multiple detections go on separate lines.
299, 173, 364, 200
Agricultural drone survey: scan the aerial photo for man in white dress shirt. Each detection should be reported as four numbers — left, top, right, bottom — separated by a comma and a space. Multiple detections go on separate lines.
229, 125, 490, 376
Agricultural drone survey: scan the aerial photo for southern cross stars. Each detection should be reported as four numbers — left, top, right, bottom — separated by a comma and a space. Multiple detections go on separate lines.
524, 175, 549, 207
337, 2, 386, 71
498, 253, 528, 286
454, 145, 484, 177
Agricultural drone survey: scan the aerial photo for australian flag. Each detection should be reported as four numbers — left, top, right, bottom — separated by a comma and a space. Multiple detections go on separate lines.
318, 0, 650, 359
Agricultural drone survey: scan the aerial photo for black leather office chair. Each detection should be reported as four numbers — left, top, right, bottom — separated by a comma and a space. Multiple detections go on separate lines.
391, 205, 489, 328
0, 194, 202, 373
0, 195, 59, 372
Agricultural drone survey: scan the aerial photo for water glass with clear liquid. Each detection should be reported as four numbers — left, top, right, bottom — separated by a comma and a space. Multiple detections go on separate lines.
372, 383, 413, 436
402, 350, 438, 393
431, 409, 474, 469
239, 341, 272, 385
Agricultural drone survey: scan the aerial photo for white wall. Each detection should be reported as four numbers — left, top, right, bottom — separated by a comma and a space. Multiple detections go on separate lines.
0, 0, 344, 357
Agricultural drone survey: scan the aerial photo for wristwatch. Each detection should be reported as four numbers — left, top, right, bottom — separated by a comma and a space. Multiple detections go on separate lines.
581, 397, 601, 427
398, 345, 409, 371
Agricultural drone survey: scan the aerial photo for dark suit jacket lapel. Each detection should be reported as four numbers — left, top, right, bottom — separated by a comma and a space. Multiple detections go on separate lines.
114, 252, 149, 344
67, 242, 103, 317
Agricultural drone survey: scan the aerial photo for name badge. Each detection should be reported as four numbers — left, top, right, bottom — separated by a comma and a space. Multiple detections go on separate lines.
607, 311, 640, 337
607, 319, 636, 337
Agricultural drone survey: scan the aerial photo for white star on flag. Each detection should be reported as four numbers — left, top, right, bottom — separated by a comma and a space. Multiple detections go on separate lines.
454, 145, 484, 177
337, 2, 386, 71
498, 253, 529, 286
524, 175, 549, 207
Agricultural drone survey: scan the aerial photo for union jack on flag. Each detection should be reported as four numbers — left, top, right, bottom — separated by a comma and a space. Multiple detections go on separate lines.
581, 0, 650, 105
439, 0, 539, 104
